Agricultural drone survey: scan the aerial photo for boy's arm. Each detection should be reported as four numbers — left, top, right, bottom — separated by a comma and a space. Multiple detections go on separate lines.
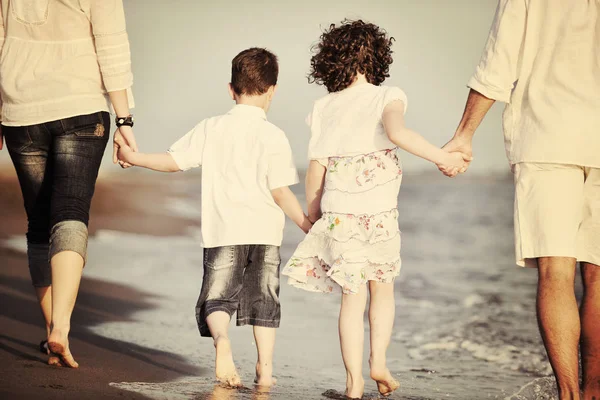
116, 143, 180, 172
305, 160, 326, 223
271, 186, 312, 234
383, 100, 471, 175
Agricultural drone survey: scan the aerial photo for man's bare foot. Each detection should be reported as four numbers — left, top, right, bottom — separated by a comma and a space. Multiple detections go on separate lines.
370, 367, 400, 396
214, 337, 241, 387
47, 329, 79, 368
345, 375, 364, 399
254, 362, 277, 387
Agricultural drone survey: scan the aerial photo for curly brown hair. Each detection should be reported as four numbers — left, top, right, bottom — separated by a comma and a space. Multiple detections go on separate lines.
308, 20, 394, 93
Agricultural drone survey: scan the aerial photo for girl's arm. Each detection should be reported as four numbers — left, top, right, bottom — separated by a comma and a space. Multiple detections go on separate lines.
271, 187, 312, 233
305, 160, 326, 223
116, 143, 180, 173
383, 100, 470, 174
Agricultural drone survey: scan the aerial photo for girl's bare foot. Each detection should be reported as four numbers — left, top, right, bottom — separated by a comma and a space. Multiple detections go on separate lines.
214, 337, 241, 387
370, 367, 400, 396
254, 362, 277, 387
47, 329, 79, 368
345, 374, 364, 399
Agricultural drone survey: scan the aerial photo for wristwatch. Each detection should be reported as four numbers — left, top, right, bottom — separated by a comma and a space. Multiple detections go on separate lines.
116, 115, 134, 128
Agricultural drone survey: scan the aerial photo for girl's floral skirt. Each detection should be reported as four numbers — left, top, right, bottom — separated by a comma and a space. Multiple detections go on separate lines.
282, 209, 401, 295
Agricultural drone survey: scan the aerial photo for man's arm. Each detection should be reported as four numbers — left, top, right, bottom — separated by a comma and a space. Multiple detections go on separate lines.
442, 0, 527, 176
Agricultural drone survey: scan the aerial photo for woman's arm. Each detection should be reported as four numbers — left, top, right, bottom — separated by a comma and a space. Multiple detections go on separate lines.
383, 100, 470, 174
305, 160, 326, 223
271, 187, 312, 234
109, 90, 137, 165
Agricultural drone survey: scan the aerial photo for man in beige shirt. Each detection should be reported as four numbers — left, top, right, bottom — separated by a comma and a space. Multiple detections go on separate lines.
442, 1, 599, 399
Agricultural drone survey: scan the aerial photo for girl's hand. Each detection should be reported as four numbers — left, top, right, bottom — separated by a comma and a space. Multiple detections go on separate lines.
438, 151, 471, 177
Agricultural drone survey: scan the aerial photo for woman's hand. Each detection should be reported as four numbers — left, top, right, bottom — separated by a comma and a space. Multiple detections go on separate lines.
113, 126, 138, 168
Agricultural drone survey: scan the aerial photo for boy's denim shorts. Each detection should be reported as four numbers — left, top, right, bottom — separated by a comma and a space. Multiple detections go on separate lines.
195, 244, 281, 337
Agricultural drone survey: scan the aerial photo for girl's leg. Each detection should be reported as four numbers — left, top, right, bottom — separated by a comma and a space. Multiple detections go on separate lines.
339, 284, 368, 399
368, 281, 400, 396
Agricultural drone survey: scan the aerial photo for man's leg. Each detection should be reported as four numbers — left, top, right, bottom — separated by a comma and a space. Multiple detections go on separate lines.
580, 263, 600, 400
537, 257, 581, 400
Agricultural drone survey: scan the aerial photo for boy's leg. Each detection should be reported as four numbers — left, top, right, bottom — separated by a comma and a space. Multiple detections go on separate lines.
581, 263, 600, 400
339, 284, 368, 399
368, 280, 400, 396
238, 245, 281, 387
196, 246, 246, 387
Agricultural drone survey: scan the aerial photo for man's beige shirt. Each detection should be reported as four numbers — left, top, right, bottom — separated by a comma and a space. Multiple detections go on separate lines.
469, 0, 599, 167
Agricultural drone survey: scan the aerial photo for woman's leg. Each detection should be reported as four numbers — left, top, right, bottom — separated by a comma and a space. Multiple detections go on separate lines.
3, 124, 55, 346
339, 284, 368, 399
46, 112, 110, 368
368, 281, 400, 396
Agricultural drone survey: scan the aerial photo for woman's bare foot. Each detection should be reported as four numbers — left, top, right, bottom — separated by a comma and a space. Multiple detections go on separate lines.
345, 374, 364, 399
214, 337, 241, 387
47, 355, 63, 367
47, 329, 79, 368
370, 367, 400, 396
254, 362, 277, 387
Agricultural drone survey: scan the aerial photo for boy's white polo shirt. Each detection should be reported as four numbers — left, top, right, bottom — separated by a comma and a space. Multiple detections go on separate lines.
168, 104, 299, 248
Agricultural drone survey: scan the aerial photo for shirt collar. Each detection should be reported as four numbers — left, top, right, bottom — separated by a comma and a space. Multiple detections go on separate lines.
228, 104, 267, 120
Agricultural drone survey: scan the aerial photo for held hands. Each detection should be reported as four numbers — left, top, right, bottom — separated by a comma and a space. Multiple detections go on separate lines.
437, 151, 472, 177
437, 135, 474, 178
112, 125, 138, 169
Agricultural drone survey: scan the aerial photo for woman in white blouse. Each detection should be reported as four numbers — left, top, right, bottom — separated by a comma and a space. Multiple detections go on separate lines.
0, 0, 137, 368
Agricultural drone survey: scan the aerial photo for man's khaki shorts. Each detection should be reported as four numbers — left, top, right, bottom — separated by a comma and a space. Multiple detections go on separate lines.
513, 163, 599, 268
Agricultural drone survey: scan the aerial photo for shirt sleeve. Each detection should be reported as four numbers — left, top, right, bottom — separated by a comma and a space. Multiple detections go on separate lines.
382, 86, 408, 114
468, 0, 527, 103
267, 129, 300, 190
82, 0, 134, 105
167, 121, 207, 171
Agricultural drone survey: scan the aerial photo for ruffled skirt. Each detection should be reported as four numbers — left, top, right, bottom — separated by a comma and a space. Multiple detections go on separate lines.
282, 209, 401, 294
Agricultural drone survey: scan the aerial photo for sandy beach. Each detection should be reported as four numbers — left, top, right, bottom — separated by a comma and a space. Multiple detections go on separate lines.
0, 168, 569, 399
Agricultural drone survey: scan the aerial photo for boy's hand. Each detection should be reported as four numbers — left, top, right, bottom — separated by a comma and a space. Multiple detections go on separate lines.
437, 151, 471, 178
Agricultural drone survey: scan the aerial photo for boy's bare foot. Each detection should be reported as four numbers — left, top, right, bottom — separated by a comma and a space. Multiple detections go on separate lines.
47, 329, 79, 368
214, 337, 241, 387
254, 362, 277, 387
345, 374, 364, 399
370, 367, 400, 396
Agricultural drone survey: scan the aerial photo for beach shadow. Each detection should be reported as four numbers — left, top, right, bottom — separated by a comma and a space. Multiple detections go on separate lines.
0, 248, 204, 398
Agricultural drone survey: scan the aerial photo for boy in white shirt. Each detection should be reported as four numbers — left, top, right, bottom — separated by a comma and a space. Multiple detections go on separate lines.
116, 48, 311, 387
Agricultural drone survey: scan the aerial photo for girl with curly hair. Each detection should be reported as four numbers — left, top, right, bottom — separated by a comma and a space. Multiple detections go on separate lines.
283, 20, 470, 398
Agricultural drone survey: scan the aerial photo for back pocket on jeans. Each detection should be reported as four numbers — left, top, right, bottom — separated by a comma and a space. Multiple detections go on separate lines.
11, 0, 50, 25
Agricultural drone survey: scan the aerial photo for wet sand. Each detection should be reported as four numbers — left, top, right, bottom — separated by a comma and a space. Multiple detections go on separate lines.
0, 168, 570, 399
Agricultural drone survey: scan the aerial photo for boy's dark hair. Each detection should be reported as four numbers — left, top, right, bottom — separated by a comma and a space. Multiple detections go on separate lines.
308, 20, 394, 93
231, 47, 279, 96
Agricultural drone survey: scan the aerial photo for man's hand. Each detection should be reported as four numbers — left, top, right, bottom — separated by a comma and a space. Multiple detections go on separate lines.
438, 135, 473, 177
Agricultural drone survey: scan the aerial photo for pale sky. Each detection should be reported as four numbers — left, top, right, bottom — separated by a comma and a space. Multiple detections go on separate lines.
0, 0, 510, 174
